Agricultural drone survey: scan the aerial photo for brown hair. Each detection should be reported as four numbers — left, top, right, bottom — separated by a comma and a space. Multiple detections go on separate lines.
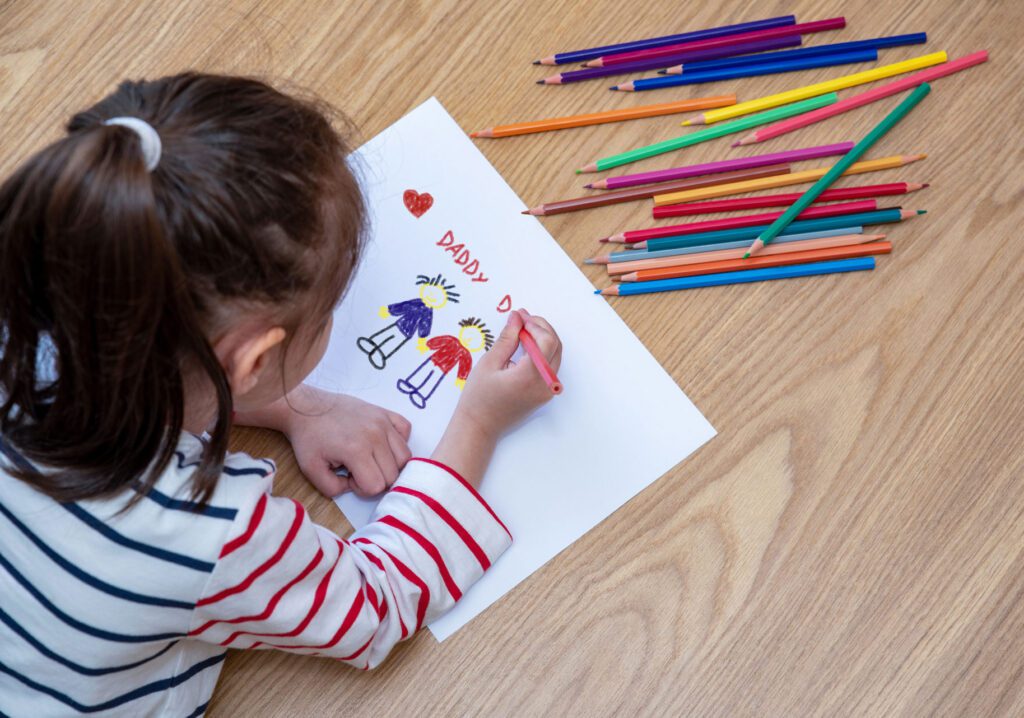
0, 73, 365, 506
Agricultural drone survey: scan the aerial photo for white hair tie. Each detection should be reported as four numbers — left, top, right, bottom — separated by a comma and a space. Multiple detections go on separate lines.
104, 116, 162, 172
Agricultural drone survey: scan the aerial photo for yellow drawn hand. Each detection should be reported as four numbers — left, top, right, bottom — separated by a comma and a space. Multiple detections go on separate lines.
454, 378, 466, 391
416, 337, 429, 353
378, 305, 390, 319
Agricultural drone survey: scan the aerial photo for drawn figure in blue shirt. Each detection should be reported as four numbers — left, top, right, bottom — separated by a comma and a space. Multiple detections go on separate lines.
356, 274, 460, 370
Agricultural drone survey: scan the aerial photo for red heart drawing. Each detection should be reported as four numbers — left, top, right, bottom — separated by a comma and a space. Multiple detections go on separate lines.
496, 295, 512, 313
404, 189, 433, 218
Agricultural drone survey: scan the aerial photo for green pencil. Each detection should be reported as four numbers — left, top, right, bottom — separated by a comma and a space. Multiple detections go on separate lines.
744, 83, 931, 258
577, 93, 838, 173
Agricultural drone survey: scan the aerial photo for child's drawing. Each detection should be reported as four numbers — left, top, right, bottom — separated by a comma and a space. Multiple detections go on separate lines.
396, 317, 494, 410
356, 274, 459, 370
403, 189, 433, 218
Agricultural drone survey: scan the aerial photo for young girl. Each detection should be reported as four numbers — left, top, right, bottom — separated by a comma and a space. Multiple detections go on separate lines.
0, 73, 561, 716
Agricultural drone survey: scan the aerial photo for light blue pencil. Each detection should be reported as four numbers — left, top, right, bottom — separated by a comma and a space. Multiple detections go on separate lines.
598, 257, 876, 296
590, 227, 864, 265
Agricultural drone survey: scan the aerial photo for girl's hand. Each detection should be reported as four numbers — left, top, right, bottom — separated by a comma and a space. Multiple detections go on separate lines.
432, 310, 562, 485
252, 385, 413, 498
458, 309, 562, 438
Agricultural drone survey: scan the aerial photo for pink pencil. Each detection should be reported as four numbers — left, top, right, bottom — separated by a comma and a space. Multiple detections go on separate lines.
518, 309, 562, 395
586, 142, 853, 190
735, 51, 989, 145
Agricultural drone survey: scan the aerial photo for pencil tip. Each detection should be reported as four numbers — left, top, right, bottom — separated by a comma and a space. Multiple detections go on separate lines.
598, 238, 609, 243
532, 60, 540, 65
656, 69, 666, 74
521, 210, 529, 215
536, 79, 544, 84
469, 132, 479, 138
681, 120, 691, 126
917, 210, 927, 215
583, 258, 595, 265
583, 183, 593, 189
742, 252, 750, 259
609, 86, 618, 91
922, 183, 930, 188
575, 169, 582, 175
594, 289, 601, 294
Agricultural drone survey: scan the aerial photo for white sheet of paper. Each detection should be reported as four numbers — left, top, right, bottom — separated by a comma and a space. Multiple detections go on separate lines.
307, 97, 716, 641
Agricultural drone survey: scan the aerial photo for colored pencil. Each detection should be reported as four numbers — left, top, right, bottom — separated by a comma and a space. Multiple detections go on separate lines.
617, 241, 891, 282
471, 96, 737, 138
606, 233, 882, 275
586, 227, 865, 265
653, 154, 925, 205
681, 51, 945, 125
652, 182, 927, 217
578, 94, 837, 173
587, 17, 846, 68
735, 51, 989, 144
533, 15, 796, 65
612, 49, 878, 92
538, 36, 801, 84
639, 209, 921, 252
587, 142, 853, 190
744, 84, 932, 257
614, 239, 888, 280
597, 257, 876, 296
605, 200, 877, 244
518, 309, 562, 395
660, 33, 927, 75
523, 166, 790, 216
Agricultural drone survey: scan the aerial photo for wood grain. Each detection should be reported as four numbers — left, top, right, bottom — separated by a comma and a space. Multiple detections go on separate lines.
2, 0, 1022, 715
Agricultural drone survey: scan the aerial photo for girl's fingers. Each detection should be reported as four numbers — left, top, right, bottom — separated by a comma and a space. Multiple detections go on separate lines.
348, 456, 387, 497
483, 311, 525, 368
305, 462, 353, 499
373, 444, 401, 489
387, 410, 412, 440
386, 427, 412, 470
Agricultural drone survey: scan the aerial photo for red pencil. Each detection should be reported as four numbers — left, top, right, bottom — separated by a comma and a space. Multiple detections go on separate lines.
518, 309, 562, 395
653, 183, 927, 218
604, 200, 878, 244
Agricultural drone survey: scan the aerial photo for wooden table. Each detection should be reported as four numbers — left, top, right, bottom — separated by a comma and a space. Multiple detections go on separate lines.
3, 1, 1022, 714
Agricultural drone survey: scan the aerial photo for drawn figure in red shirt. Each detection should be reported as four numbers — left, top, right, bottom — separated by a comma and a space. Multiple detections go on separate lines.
396, 317, 494, 410
356, 274, 460, 370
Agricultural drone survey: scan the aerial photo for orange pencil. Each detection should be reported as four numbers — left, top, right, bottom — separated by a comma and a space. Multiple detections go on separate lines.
617, 241, 892, 282
470, 96, 735, 138
518, 310, 562, 395
606, 233, 883, 276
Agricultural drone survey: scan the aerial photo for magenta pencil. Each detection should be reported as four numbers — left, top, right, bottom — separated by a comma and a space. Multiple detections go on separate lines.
586, 142, 854, 190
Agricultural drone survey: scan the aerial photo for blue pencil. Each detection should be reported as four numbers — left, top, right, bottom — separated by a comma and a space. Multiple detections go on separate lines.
613, 49, 879, 91
641, 209, 920, 252
534, 15, 796, 65
598, 257, 876, 295
657, 33, 927, 75
595, 227, 865, 264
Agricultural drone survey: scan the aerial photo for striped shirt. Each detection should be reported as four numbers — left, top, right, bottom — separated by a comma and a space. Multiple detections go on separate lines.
0, 432, 511, 717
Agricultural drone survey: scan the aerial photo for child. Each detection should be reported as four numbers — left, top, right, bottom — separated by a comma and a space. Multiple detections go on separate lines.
0, 73, 561, 717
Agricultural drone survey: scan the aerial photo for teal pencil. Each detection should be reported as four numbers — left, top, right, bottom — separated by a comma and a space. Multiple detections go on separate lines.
744, 83, 932, 257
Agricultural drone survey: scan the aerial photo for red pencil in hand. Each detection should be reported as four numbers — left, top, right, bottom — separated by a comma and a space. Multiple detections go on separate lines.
518, 309, 562, 395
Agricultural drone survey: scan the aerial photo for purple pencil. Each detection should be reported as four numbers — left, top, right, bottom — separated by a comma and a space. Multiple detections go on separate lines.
584, 142, 856, 190
538, 35, 802, 84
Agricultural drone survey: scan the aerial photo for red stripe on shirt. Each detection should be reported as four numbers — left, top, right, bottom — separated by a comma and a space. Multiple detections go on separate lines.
408, 457, 511, 539
220, 494, 268, 558
198, 500, 304, 607
189, 547, 324, 637
391, 486, 490, 570
378, 515, 461, 601
267, 589, 366, 651
220, 540, 344, 646
354, 538, 429, 632
358, 548, 408, 638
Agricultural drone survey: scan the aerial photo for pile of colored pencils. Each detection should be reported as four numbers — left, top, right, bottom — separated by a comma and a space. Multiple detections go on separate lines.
469, 13, 989, 297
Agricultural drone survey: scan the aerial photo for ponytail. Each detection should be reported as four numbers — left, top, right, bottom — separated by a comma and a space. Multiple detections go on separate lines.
0, 121, 231, 504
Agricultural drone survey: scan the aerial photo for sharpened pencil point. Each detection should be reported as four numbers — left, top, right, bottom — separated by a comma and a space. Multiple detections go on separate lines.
536, 79, 544, 84
598, 238, 609, 243
575, 169, 581, 175
532, 59, 540, 65
922, 183, 930, 188
609, 85, 618, 91
594, 289, 601, 294
583, 183, 593, 189
656, 69, 666, 74
742, 252, 750, 259
583, 257, 596, 265
917, 210, 927, 215
521, 210, 529, 215
681, 120, 691, 126
469, 131, 479, 138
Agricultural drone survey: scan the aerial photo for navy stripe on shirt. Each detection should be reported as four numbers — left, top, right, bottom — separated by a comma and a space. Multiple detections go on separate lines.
0, 551, 185, 643
135, 483, 237, 521
0, 652, 226, 714
0, 500, 195, 610
185, 700, 210, 718
0, 606, 177, 676
61, 503, 215, 573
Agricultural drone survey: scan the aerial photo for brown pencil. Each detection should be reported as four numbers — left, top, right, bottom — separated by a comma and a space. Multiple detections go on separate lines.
521, 165, 790, 216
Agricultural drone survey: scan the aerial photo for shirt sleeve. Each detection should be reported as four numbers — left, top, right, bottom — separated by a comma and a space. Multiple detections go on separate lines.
188, 458, 511, 669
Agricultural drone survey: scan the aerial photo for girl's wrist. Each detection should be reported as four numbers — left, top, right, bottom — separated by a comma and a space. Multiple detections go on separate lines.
431, 408, 499, 487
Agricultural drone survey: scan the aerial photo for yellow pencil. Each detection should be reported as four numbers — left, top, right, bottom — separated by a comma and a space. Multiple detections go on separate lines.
681, 51, 947, 126
652, 155, 926, 206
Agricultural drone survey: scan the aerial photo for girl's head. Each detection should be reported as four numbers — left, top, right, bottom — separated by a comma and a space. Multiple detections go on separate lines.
0, 72, 365, 504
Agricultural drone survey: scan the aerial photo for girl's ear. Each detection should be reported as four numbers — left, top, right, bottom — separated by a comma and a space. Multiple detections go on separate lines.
221, 326, 287, 398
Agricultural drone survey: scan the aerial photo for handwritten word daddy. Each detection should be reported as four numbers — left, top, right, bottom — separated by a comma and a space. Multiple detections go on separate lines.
436, 230, 488, 283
